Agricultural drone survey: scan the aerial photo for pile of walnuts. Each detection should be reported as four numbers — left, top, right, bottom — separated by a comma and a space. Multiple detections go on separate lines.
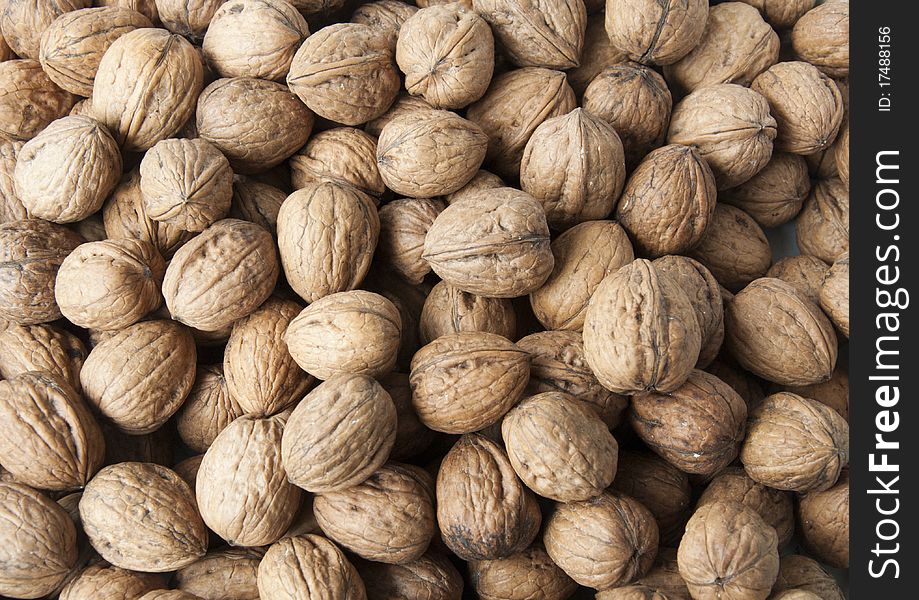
0, 0, 849, 598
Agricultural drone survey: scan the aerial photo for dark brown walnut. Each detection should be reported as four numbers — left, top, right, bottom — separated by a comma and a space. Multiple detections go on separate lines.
791, 1, 848, 78
285, 290, 401, 379
290, 127, 385, 199
257, 534, 367, 600
0, 140, 30, 223
419, 281, 515, 344
379, 372, 436, 460
352, 1, 419, 52
0, 322, 85, 389
230, 176, 286, 235
176, 364, 244, 453
59, 564, 162, 600
604, 0, 707, 66
466, 68, 576, 178
282, 373, 396, 493
630, 369, 747, 476
378, 199, 443, 285
741, 392, 848, 493
0, 59, 77, 141
779, 365, 848, 422
820, 252, 848, 338
396, 4, 493, 109
365, 92, 434, 138
773, 555, 844, 600
610, 452, 693, 546
665, 2, 780, 94
164, 219, 279, 332
697, 467, 794, 548
14, 115, 122, 223
835, 121, 849, 188
436, 434, 541, 561
92, 28, 203, 151
566, 18, 628, 96
688, 204, 772, 293
469, 544, 577, 600
287, 23, 400, 126
0, 481, 77, 598
736, 0, 815, 30
38, 7, 152, 97
635, 548, 691, 600
224, 297, 312, 417
668, 84, 777, 190
155, 0, 224, 42
79, 462, 207, 572
139, 137, 233, 232
356, 551, 463, 600
520, 109, 626, 230
596, 586, 671, 600
423, 189, 554, 298
725, 278, 837, 385
277, 183, 379, 304
583, 258, 701, 394
0, 372, 103, 491
175, 548, 262, 600
472, 0, 585, 69
795, 177, 849, 264
765, 255, 828, 305
203, 0, 309, 81
80, 320, 196, 434
443, 169, 505, 205
544, 491, 659, 590
706, 359, 766, 411
721, 152, 810, 228
798, 473, 849, 569
410, 331, 529, 434
678, 501, 779, 600
0, 0, 89, 60
54, 238, 165, 330
0, 219, 83, 325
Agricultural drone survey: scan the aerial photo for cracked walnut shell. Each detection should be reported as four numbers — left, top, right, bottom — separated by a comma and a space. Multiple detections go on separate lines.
604, 0, 708, 66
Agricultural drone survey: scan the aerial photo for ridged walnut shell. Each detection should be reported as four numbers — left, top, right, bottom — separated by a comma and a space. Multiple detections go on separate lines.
0, 140, 29, 223
175, 364, 244, 452
351, 0, 419, 52
155, 0, 224, 42
0, 59, 77, 142
835, 122, 849, 188
721, 152, 810, 228
290, 127, 384, 199
795, 177, 848, 264
230, 176, 286, 235
443, 169, 505, 205
356, 551, 463, 600
0, 322, 85, 390
735, 0, 815, 30
364, 92, 434, 138
409, 331, 529, 434
419, 281, 515, 344
281, 373, 396, 493
0, 0, 89, 60
605, 0, 707, 66
797, 475, 849, 569
174, 548, 261, 600
820, 252, 848, 338
79, 462, 208, 572
139, 591, 202, 600
378, 198, 443, 285
163, 219, 279, 332
436, 434, 541, 561
59, 564, 162, 600
791, 2, 848, 78
688, 204, 772, 293
778, 365, 848, 422
773, 555, 844, 600
596, 586, 671, 600
634, 548, 691, 600
257, 534, 366, 600
469, 544, 577, 600
80, 319, 196, 434
379, 372, 436, 461
566, 18, 627, 97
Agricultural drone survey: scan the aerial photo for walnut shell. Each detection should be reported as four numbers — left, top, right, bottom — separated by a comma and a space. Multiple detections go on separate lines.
0, 0, 90, 60
544, 491, 659, 590
740, 392, 848, 493
705, 359, 765, 412
724, 277, 837, 386
466, 67, 576, 178
596, 586, 671, 600
688, 204, 772, 293
38, 7, 152, 97
795, 177, 848, 264
418, 281, 514, 345
155, 0, 223, 42
351, 1, 419, 52
92, 28, 203, 152
410, 331, 529, 434
773, 555, 844, 600
0, 218, 83, 325
230, 176, 286, 235
583, 258, 702, 394
665, 2, 780, 94
14, 115, 122, 223
257, 534, 366, 600
281, 373, 396, 493
290, 127, 385, 199
778, 365, 848, 422
0, 322, 85, 390
566, 18, 628, 97
379, 372, 435, 460
163, 219, 279, 332
174, 548, 261, 600
80, 319, 196, 434
286, 0, 346, 16
0, 140, 30, 223
798, 473, 849, 569
436, 434, 541, 561
720, 152, 810, 228
668, 84, 777, 190
735, 0, 815, 30
819, 252, 848, 338
791, 2, 848, 78
176, 364, 244, 452
0, 481, 77, 598
364, 92, 434, 139
139, 591, 201, 600
378, 198, 443, 285
287, 23, 399, 126
443, 169, 505, 205
59, 564, 162, 600
396, 4, 493, 109
835, 121, 849, 188
635, 548, 691, 600
423, 189, 554, 298
79, 462, 208, 572
605, 0, 707, 66
356, 551, 463, 600
677, 501, 779, 600
0, 59, 77, 141
0, 371, 103, 491
55, 238, 165, 330
362, 269, 431, 372
469, 544, 577, 600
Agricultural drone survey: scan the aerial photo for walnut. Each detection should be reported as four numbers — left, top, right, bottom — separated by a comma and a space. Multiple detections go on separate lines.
765, 255, 828, 304
79, 462, 208, 572
256, 534, 366, 600
0, 59, 77, 141
604, 0, 706, 66
725, 278, 837, 386
668, 84, 777, 190
364, 92, 434, 138
96, 0, 159, 23
378, 199, 443, 285
791, 1, 848, 78
677, 501, 779, 600
0, 219, 83, 325
735, 0, 815, 30
155, 0, 224, 42
835, 122, 849, 188
352, 1, 418, 52
773, 555, 844, 600
0, 322, 86, 390
196, 77, 314, 174
798, 473, 849, 568
778, 365, 848, 422
92, 28, 203, 152
469, 544, 577, 600
59, 564, 162, 600
356, 551, 463, 600
14, 115, 121, 223
436, 434, 541, 560
795, 177, 848, 264
583, 258, 701, 394
688, 204, 772, 293
176, 364, 244, 453
705, 359, 766, 411
175, 549, 261, 600
443, 169, 505, 205
635, 548, 691, 600
378, 372, 436, 460
230, 176, 286, 235
163, 219, 279, 332
139, 591, 201, 600
396, 4, 494, 109
288, 23, 399, 126
139, 138, 233, 232
289, 127, 385, 199
721, 152, 810, 228
0, 0, 89, 60
820, 252, 848, 338
363, 268, 432, 372
203, 0, 309, 81
285, 290, 401, 380
418, 281, 515, 345
423, 189, 554, 298
173, 454, 203, 493
0, 140, 29, 223
544, 491, 659, 590
665, 3, 780, 94
466, 68, 576, 178
566, 18, 628, 97
410, 331, 529, 434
